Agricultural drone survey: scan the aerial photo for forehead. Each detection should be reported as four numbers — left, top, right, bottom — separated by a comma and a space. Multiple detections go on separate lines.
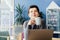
29, 8, 37, 11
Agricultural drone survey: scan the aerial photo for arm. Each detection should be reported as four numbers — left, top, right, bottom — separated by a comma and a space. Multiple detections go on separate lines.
23, 21, 32, 40
23, 21, 28, 40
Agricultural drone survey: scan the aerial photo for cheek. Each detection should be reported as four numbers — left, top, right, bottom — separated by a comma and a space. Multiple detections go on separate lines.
36, 13, 39, 16
29, 13, 32, 17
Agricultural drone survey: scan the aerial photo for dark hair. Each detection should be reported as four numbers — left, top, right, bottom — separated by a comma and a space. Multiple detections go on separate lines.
28, 5, 39, 13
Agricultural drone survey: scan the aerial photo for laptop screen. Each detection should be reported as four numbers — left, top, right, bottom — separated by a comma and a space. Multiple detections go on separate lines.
28, 29, 53, 40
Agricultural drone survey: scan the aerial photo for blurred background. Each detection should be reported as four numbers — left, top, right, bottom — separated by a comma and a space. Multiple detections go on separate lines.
0, 0, 60, 40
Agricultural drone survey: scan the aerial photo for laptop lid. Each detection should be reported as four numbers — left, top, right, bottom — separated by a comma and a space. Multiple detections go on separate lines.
28, 29, 53, 40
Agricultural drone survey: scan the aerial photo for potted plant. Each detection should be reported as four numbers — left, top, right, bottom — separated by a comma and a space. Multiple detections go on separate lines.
15, 3, 25, 26
14, 4, 26, 35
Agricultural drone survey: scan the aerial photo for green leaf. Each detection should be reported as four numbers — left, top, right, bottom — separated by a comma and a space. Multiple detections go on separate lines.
15, 3, 25, 24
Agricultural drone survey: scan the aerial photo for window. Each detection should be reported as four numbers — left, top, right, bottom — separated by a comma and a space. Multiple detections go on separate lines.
0, 0, 14, 31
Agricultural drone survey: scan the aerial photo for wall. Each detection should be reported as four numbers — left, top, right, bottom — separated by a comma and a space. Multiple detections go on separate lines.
14, 0, 60, 20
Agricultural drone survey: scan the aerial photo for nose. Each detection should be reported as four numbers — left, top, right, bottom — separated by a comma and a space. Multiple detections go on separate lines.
33, 11, 35, 14
32, 13, 35, 16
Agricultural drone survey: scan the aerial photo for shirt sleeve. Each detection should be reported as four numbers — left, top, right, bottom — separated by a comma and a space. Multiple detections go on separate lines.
23, 21, 28, 40
23, 21, 32, 40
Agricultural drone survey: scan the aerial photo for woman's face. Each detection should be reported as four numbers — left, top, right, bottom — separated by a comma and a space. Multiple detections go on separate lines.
28, 8, 39, 19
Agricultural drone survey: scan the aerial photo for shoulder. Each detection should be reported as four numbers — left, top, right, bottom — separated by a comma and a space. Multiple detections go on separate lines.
23, 20, 29, 27
23, 20, 29, 25
41, 18, 46, 29
41, 18, 44, 23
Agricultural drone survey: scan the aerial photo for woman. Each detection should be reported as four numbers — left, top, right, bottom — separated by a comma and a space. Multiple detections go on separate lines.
23, 5, 46, 40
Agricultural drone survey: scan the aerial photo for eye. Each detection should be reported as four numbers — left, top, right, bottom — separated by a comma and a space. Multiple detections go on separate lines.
30, 11, 33, 13
34, 10, 38, 12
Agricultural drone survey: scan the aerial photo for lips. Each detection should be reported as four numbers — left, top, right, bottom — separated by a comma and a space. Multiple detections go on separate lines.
33, 14, 36, 16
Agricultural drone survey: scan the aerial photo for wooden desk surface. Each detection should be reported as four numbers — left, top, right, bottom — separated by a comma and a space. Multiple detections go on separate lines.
52, 38, 60, 40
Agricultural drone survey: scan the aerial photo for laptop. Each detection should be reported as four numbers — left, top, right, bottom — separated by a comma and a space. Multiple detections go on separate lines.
28, 29, 53, 40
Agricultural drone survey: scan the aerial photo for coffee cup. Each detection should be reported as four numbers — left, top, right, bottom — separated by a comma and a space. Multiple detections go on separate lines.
35, 17, 41, 25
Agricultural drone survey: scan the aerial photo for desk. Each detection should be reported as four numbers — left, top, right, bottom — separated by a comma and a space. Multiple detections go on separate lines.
52, 38, 60, 40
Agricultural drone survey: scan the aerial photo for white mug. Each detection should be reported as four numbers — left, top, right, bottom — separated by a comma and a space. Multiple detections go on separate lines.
35, 17, 41, 25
